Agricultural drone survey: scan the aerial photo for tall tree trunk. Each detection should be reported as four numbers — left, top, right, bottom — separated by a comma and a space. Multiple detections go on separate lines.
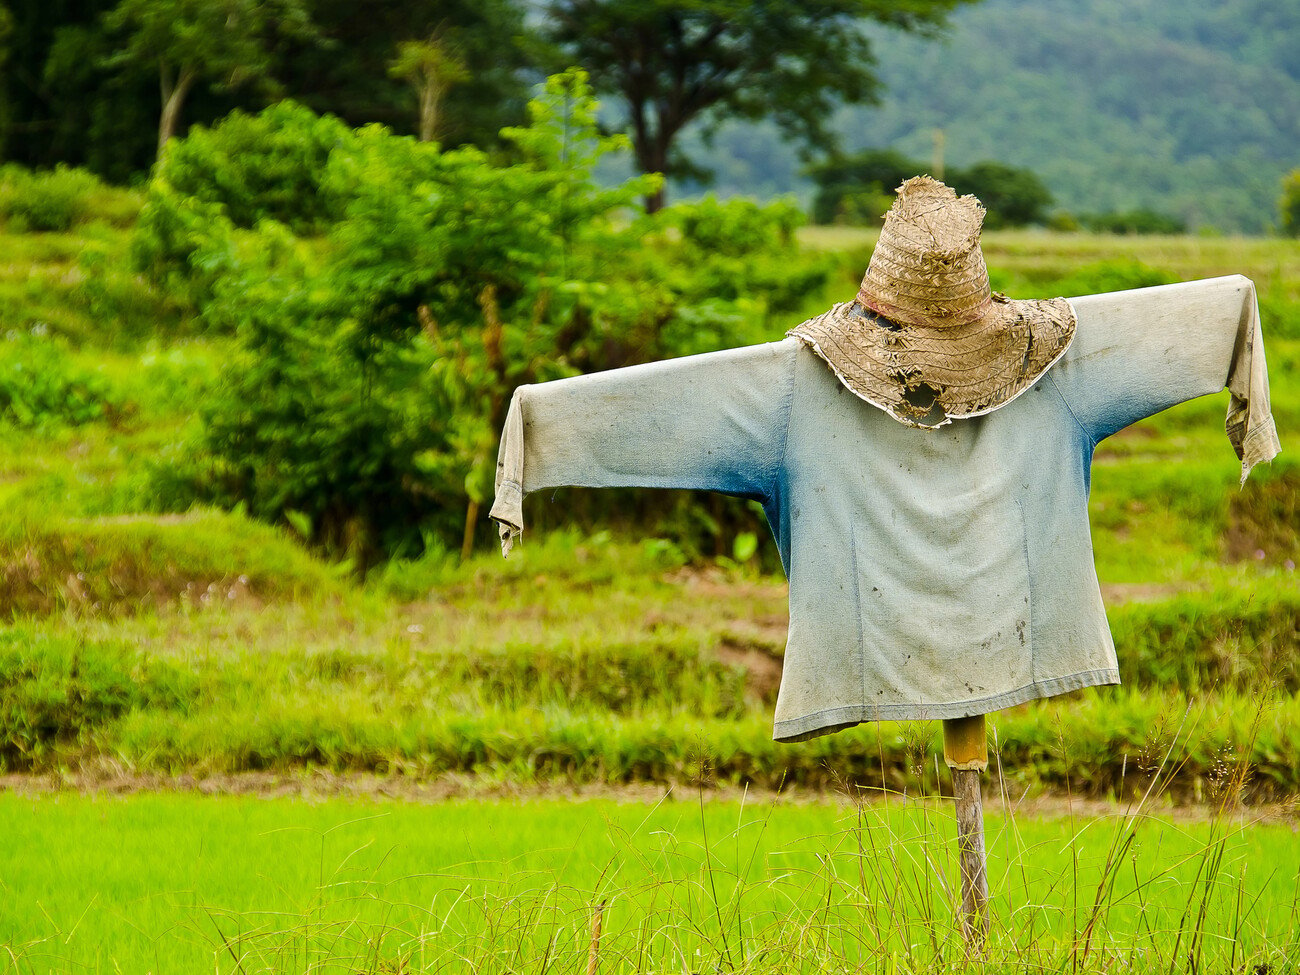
157, 63, 197, 157
418, 82, 441, 142
644, 181, 665, 214
635, 136, 668, 213
631, 104, 678, 214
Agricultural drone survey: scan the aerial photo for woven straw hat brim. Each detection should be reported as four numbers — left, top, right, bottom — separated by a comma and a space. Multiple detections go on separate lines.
787, 295, 1077, 429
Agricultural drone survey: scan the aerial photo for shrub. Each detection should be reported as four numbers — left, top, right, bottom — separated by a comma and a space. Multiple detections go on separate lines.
161, 72, 654, 563
1280, 168, 1300, 237
0, 327, 118, 428
950, 160, 1053, 229
155, 100, 356, 232
831, 187, 894, 225
674, 195, 801, 256
1045, 259, 1179, 296
1079, 209, 1186, 235
151, 72, 831, 563
0, 630, 200, 769
0, 633, 138, 768
808, 150, 1054, 228
130, 102, 355, 312
0, 507, 341, 617
647, 196, 833, 354
129, 180, 233, 310
0, 164, 102, 232
807, 148, 916, 225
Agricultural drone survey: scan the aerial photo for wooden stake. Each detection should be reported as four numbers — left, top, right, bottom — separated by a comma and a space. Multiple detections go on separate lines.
943, 714, 989, 951
586, 899, 605, 975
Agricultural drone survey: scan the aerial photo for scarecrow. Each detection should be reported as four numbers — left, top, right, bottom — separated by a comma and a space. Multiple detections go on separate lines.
488, 177, 1280, 945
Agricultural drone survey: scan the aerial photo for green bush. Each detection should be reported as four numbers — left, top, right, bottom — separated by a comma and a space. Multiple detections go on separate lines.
130, 102, 355, 311
1278, 168, 1300, 237
0, 507, 341, 617
807, 148, 916, 225
0, 630, 200, 769
808, 150, 1053, 228
669, 196, 829, 310
950, 160, 1053, 229
0, 327, 118, 428
129, 180, 233, 309
1112, 585, 1300, 693
154, 100, 356, 232
0, 164, 102, 232
1079, 209, 1187, 235
989, 259, 1179, 299
0, 633, 138, 768
152, 71, 826, 563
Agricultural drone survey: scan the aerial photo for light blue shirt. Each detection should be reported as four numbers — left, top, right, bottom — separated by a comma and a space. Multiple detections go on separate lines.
490, 276, 1279, 741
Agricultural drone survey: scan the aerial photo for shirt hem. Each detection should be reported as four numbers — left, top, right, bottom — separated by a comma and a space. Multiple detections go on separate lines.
771, 667, 1121, 743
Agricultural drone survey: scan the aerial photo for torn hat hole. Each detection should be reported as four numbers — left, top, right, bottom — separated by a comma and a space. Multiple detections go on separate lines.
849, 302, 902, 332
902, 381, 948, 426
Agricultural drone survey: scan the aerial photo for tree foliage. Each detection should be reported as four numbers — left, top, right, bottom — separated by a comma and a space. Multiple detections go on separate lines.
1281, 169, 1300, 237
103, 0, 317, 155
0, 164, 103, 232
542, 0, 973, 209
808, 149, 1054, 228
276, 0, 531, 151
0, 4, 8, 156
953, 161, 1053, 229
0, 0, 532, 180
144, 72, 831, 564
143, 100, 355, 232
1076, 209, 1186, 235
387, 36, 470, 143
807, 149, 920, 224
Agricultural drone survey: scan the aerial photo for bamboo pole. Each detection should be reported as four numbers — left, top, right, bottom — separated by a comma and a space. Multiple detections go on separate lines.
943, 714, 989, 951
586, 900, 605, 975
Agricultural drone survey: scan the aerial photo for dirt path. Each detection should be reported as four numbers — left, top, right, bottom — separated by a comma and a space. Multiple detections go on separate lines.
3, 771, 1296, 824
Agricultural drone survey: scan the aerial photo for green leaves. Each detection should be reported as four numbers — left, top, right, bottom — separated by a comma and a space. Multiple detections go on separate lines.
543, 0, 973, 202
0, 328, 118, 430
103, 0, 315, 94
1278, 169, 1300, 237
134, 74, 830, 563
0, 164, 102, 233
152, 100, 356, 233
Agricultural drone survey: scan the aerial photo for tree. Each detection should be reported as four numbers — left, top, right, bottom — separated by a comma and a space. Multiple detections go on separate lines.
0, 2, 11, 158
1281, 169, 1300, 237
102, 0, 316, 156
274, 0, 532, 150
0, 5, 11, 71
807, 147, 918, 224
388, 36, 470, 143
950, 161, 1052, 229
543, 0, 974, 211
809, 149, 1053, 228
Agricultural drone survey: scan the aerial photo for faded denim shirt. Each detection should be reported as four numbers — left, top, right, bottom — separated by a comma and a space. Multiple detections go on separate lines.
490, 276, 1281, 742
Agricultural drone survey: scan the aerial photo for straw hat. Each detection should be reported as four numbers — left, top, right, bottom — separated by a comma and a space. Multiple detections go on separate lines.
788, 176, 1076, 428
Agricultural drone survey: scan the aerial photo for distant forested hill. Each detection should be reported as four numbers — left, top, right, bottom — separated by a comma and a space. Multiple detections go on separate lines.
685, 0, 1300, 232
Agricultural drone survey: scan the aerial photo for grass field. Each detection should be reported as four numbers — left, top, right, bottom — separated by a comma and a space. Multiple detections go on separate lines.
4, 791, 1300, 973
0, 219, 1295, 792
1, 211, 1298, 970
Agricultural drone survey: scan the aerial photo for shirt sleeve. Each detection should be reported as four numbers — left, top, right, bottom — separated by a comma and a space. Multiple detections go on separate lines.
488, 339, 797, 556
1049, 275, 1281, 481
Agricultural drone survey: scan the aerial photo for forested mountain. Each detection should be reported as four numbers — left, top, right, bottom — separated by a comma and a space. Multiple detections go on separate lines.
2, 0, 1294, 231
689, 0, 1300, 232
